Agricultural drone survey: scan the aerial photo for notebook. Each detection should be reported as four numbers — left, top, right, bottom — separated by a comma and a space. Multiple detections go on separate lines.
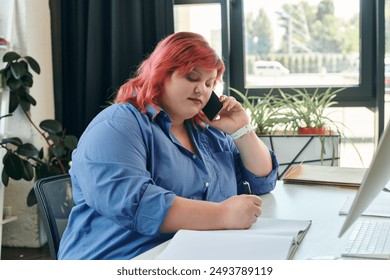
156, 218, 312, 260
283, 164, 367, 188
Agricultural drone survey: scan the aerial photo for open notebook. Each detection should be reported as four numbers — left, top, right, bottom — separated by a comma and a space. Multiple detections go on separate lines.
156, 218, 311, 260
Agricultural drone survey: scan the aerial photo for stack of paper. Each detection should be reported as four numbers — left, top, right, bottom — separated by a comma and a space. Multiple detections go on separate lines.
283, 164, 367, 188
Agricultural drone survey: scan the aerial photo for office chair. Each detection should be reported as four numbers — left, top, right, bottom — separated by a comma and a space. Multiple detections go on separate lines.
34, 174, 74, 260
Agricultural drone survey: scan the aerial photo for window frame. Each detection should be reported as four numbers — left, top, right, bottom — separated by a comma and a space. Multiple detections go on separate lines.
230, 0, 378, 108
173, 0, 230, 93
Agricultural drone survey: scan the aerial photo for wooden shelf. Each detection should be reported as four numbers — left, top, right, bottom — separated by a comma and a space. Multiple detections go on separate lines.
0, 216, 17, 225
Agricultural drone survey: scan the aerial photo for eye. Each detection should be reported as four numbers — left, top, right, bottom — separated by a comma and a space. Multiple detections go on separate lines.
186, 73, 199, 82
206, 80, 216, 88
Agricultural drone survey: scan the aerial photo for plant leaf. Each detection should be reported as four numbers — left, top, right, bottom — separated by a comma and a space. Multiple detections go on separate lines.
2, 51, 21, 63
3, 152, 25, 180
6, 76, 23, 90
40, 119, 63, 134
52, 143, 65, 157
1, 137, 23, 146
21, 159, 34, 181
20, 97, 31, 112
2, 168, 9, 186
38, 147, 44, 159
17, 143, 40, 157
34, 164, 51, 180
10, 61, 27, 79
24, 56, 41, 74
21, 74, 33, 87
47, 134, 61, 145
8, 90, 20, 113
64, 135, 78, 150
22, 92, 37, 106
26, 188, 37, 207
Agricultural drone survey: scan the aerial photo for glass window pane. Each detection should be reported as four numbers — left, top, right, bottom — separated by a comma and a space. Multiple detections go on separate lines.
174, 4, 222, 58
327, 107, 374, 168
243, 0, 360, 88
385, 0, 390, 127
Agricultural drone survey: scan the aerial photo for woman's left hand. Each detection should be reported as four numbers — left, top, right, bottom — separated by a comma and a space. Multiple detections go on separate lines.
200, 95, 250, 135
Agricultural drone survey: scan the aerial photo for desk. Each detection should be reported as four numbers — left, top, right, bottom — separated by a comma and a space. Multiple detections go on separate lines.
135, 181, 386, 260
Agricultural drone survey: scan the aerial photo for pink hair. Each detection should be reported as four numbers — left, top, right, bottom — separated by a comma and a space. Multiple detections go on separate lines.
115, 32, 225, 119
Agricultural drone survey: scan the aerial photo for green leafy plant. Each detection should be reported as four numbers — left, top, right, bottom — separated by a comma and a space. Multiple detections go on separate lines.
277, 87, 364, 163
231, 86, 363, 165
229, 87, 287, 134
0, 51, 78, 206
278, 87, 345, 134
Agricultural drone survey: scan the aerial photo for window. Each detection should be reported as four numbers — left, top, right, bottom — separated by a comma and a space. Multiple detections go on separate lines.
243, 0, 360, 89
230, 0, 376, 107
228, 0, 381, 168
174, 3, 222, 57
173, 0, 229, 94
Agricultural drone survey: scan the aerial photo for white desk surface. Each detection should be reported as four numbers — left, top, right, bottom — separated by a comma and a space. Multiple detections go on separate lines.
134, 181, 387, 260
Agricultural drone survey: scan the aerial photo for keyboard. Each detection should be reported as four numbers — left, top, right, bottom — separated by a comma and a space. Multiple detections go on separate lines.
342, 220, 390, 259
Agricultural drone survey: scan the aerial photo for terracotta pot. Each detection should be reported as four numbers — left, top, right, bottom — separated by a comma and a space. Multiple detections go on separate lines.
299, 127, 326, 135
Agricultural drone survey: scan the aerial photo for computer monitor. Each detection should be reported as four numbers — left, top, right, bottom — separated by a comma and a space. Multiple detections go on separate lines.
339, 120, 390, 237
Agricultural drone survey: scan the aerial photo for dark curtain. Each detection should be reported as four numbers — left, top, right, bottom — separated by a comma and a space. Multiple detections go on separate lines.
49, 0, 174, 138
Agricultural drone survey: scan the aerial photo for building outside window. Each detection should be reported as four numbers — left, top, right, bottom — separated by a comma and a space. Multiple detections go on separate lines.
242, 0, 360, 88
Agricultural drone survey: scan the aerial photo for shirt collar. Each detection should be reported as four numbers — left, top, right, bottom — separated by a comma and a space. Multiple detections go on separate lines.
145, 104, 207, 134
145, 105, 160, 120
145, 105, 173, 134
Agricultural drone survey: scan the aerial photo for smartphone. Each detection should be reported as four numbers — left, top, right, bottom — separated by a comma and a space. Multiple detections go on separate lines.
202, 91, 223, 120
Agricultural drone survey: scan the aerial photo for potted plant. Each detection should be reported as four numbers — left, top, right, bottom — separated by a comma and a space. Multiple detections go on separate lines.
278, 87, 345, 135
0, 51, 78, 206
229, 87, 349, 178
229, 87, 287, 134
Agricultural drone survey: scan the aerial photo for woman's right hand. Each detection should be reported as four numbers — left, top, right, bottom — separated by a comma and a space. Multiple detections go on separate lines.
219, 195, 262, 229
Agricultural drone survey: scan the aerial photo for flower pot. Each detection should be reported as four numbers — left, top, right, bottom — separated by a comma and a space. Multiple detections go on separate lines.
299, 127, 326, 135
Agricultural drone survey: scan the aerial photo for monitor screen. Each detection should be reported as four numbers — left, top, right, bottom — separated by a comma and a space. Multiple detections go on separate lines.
339, 121, 390, 237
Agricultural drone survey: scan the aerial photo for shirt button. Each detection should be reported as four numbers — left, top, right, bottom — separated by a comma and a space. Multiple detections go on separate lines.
192, 155, 197, 160
205, 182, 209, 187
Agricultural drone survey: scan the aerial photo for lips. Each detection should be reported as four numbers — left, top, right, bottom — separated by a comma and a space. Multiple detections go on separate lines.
188, 97, 202, 105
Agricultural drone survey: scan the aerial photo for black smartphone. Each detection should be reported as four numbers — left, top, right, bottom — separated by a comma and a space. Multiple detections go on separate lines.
202, 91, 223, 120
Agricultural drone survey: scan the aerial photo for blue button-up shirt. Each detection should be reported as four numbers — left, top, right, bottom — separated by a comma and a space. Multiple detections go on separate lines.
58, 103, 279, 260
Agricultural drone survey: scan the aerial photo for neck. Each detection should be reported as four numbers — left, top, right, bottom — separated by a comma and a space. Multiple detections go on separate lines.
169, 115, 186, 130
169, 120, 198, 155
170, 120, 186, 134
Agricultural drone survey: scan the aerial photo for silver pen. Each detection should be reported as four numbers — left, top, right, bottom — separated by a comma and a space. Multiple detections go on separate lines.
243, 181, 252, 194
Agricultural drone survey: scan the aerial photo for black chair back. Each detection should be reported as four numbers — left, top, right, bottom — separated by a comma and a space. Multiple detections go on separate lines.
34, 174, 74, 260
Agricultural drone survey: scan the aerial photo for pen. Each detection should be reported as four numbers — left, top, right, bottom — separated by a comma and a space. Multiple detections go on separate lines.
243, 181, 252, 195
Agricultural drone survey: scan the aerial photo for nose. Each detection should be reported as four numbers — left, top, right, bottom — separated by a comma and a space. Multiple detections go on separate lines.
195, 83, 207, 95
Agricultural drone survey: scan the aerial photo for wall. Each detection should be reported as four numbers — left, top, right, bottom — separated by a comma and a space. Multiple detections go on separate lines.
1, 0, 54, 247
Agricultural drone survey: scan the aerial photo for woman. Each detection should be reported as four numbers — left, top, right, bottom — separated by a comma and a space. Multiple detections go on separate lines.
58, 32, 279, 260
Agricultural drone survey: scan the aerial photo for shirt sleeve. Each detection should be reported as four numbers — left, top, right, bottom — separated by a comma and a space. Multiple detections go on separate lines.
237, 150, 279, 195
227, 137, 279, 195
70, 110, 175, 236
